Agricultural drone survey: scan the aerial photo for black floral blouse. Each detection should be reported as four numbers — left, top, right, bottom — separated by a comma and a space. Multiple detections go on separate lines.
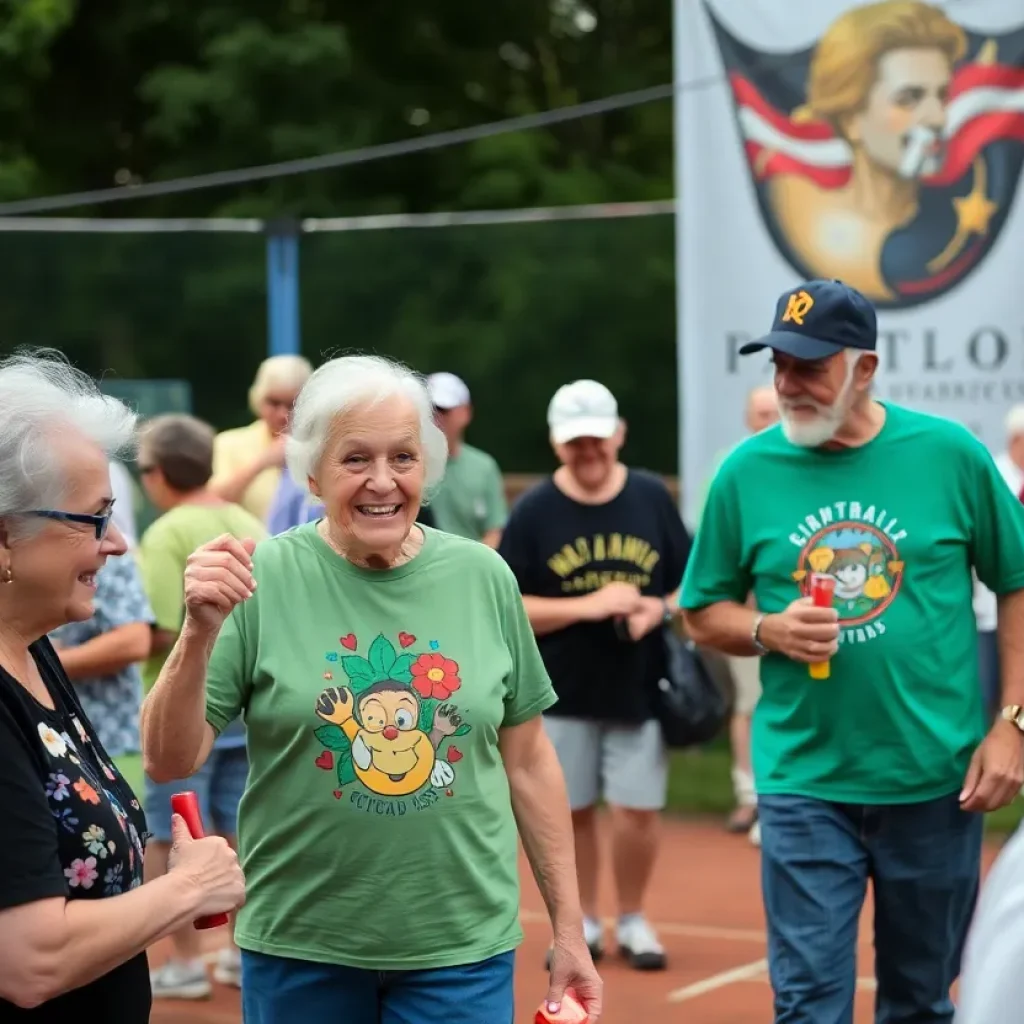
0, 639, 150, 1021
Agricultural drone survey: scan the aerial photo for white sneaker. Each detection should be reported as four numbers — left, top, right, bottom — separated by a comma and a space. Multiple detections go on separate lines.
150, 959, 212, 1000
749, 821, 762, 847
616, 916, 667, 971
212, 947, 242, 988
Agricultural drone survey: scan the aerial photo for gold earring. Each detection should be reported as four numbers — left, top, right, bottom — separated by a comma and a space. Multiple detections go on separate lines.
0, 566, 13, 584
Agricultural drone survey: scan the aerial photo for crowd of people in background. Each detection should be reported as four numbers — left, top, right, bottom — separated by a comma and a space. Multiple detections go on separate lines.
8, 281, 1024, 1018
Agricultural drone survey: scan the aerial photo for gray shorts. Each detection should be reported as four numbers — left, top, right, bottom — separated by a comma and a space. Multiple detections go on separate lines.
727, 655, 762, 717
542, 716, 668, 812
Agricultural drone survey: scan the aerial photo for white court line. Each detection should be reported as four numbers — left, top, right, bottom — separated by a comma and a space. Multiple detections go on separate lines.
666, 959, 768, 1002
666, 963, 876, 1003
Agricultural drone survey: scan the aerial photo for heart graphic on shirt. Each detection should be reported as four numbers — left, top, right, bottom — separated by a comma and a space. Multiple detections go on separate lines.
398, 632, 416, 648
340, 634, 357, 650
447, 746, 463, 763
333, 789, 343, 800
315, 751, 334, 771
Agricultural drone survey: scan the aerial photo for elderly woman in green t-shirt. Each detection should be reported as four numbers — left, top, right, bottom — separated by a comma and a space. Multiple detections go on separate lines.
140, 354, 602, 1024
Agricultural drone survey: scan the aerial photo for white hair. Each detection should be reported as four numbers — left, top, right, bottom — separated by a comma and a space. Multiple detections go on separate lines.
1005, 404, 1024, 440
285, 354, 448, 497
0, 349, 138, 530
248, 354, 313, 415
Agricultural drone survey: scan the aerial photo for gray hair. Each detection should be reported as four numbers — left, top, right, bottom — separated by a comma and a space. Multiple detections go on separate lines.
0, 349, 137, 529
138, 413, 216, 492
1005, 404, 1024, 440
248, 354, 313, 415
286, 354, 448, 497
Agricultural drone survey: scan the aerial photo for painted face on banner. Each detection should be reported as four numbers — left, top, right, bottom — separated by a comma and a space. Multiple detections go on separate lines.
706, 0, 1024, 310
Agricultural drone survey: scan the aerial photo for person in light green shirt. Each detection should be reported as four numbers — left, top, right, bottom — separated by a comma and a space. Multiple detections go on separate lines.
134, 413, 268, 1000
140, 354, 602, 1024
426, 372, 508, 546
680, 278, 1024, 1024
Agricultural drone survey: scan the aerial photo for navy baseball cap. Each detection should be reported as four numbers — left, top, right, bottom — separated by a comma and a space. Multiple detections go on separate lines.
739, 279, 877, 360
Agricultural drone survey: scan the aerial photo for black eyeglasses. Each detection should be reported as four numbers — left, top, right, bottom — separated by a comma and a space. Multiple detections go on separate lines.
23, 503, 115, 541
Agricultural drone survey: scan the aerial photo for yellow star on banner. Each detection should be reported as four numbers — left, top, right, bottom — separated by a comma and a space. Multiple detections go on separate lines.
953, 189, 997, 236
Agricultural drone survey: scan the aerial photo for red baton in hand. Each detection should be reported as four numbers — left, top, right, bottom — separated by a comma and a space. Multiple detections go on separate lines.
170, 791, 229, 930
809, 573, 837, 681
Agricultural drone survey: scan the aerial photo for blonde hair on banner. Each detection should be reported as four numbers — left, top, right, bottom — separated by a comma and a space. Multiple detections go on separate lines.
790, 1, 966, 129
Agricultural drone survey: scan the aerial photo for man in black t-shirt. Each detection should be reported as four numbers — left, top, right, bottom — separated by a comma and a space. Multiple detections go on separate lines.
498, 379, 691, 972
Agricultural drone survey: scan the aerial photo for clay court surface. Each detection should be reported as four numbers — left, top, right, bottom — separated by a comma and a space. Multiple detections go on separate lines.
150, 815, 1003, 1023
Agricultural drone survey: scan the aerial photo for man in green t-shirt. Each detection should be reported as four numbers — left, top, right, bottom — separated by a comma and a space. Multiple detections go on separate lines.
680, 279, 1024, 1023
426, 372, 508, 547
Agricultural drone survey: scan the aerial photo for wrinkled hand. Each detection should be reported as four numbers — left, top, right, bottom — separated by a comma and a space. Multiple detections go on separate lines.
625, 597, 667, 642
960, 720, 1024, 812
764, 596, 839, 664
546, 932, 603, 1022
167, 813, 245, 919
585, 582, 643, 622
183, 534, 258, 633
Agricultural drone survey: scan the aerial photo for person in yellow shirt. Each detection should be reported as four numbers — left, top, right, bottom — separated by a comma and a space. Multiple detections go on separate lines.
209, 355, 313, 522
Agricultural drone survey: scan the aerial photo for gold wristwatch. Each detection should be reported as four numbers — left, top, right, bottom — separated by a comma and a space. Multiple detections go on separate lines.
1001, 705, 1024, 733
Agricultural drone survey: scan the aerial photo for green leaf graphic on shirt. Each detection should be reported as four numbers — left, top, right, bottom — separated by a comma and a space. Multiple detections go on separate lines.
418, 697, 437, 733
453, 724, 471, 736
390, 653, 415, 683
342, 656, 375, 690
337, 749, 356, 787
368, 634, 397, 680
314, 724, 349, 751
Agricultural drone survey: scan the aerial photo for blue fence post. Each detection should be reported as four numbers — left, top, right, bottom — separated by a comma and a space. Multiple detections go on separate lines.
265, 218, 301, 357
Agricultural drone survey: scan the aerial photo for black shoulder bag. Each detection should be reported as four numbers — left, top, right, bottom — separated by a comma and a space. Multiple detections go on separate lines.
651, 625, 730, 749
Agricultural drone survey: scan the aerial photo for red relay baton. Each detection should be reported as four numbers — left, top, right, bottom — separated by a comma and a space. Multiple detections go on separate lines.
808, 573, 837, 681
170, 791, 230, 930
535, 988, 588, 1023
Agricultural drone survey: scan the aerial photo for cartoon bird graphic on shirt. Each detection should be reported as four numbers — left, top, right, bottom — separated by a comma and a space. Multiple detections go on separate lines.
315, 683, 461, 796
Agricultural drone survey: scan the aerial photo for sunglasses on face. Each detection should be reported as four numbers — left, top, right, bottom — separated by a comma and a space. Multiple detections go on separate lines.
23, 502, 116, 541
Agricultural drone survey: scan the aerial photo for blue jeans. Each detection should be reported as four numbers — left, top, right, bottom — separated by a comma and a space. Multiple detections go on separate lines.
240, 948, 516, 1024
143, 744, 248, 842
758, 793, 983, 1024
977, 630, 1000, 723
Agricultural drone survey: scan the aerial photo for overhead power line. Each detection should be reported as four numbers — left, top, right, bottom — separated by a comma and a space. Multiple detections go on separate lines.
0, 81, 689, 216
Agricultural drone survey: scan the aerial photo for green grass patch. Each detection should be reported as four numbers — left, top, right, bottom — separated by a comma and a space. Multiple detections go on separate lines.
665, 738, 1024, 837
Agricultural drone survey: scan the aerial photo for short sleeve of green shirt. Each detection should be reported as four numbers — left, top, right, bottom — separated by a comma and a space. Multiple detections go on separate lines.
483, 458, 509, 533
680, 455, 752, 610
967, 436, 1024, 595
497, 561, 557, 727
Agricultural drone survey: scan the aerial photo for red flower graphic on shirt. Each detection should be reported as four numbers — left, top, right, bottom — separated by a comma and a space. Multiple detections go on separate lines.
410, 653, 462, 700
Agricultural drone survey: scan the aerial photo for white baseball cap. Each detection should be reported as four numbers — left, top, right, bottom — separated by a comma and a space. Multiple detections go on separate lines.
427, 372, 471, 410
547, 380, 619, 444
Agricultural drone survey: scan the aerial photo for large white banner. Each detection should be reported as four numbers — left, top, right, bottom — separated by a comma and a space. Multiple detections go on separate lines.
675, 0, 1024, 527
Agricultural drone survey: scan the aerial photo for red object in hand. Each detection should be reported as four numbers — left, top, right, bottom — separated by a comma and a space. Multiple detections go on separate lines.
808, 573, 837, 680
170, 791, 229, 930
810, 573, 836, 608
535, 988, 588, 1023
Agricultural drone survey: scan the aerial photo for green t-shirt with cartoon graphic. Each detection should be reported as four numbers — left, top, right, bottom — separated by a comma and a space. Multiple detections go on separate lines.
681, 403, 1024, 804
204, 522, 556, 970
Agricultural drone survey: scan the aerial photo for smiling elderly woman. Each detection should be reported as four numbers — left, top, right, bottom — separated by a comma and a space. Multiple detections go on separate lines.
140, 354, 602, 1024
0, 351, 244, 1021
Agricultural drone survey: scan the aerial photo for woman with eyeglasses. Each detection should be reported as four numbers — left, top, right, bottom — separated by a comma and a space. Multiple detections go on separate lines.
0, 351, 244, 1020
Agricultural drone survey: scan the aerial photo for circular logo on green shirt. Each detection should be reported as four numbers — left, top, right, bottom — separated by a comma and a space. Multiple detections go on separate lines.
792, 522, 905, 627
